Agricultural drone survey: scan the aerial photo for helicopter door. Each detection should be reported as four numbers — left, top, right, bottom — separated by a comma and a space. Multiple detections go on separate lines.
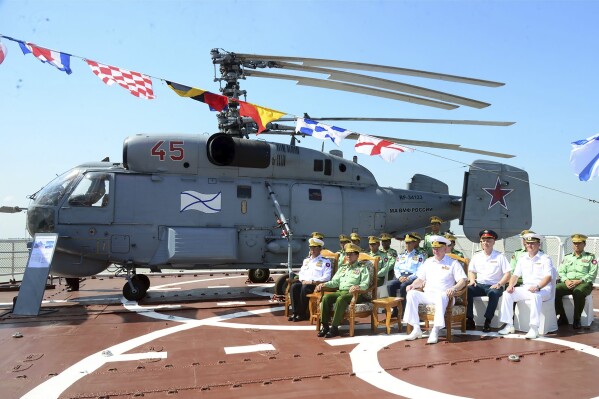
58, 172, 114, 225
290, 184, 342, 236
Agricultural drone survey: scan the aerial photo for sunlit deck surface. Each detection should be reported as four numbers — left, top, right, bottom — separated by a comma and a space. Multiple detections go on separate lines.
1, 272, 598, 399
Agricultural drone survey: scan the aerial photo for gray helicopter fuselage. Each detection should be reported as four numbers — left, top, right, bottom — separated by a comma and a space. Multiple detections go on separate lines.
26, 133, 461, 277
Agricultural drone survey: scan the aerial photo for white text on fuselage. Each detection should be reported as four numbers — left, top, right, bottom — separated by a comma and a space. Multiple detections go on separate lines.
389, 207, 433, 213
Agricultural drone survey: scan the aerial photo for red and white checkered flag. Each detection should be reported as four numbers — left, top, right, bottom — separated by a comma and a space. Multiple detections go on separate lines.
85, 60, 154, 99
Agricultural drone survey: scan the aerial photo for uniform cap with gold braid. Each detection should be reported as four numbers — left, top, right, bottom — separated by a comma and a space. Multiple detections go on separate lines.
479, 229, 498, 240
368, 236, 380, 245
523, 233, 542, 243
430, 235, 451, 248
519, 229, 535, 238
344, 243, 361, 253
404, 232, 423, 242
380, 233, 393, 241
444, 232, 457, 241
311, 232, 324, 240
350, 232, 361, 242
339, 234, 351, 243
308, 237, 324, 247
430, 216, 443, 224
571, 233, 588, 243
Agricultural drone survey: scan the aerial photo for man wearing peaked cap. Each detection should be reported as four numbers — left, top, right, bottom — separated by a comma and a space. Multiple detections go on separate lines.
466, 229, 510, 332
337, 234, 351, 265
289, 237, 332, 322
367, 236, 388, 287
311, 232, 325, 240
403, 235, 467, 344
350, 232, 361, 245
387, 232, 427, 318
499, 232, 553, 339
379, 233, 398, 284
555, 234, 597, 329
510, 230, 539, 286
315, 242, 370, 338
444, 232, 464, 258
423, 216, 443, 257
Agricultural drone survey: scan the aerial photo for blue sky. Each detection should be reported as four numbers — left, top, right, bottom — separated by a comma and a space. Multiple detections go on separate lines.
1, 0, 598, 239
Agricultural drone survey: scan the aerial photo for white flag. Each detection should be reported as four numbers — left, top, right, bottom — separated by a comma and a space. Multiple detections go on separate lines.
570, 133, 599, 181
354, 135, 413, 162
296, 118, 352, 146
180, 191, 221, 213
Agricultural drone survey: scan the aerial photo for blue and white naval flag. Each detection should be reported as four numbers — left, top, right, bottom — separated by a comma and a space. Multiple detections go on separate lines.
570, 133, 599, 181
180, 191, 222, 213
295, 118, 352, 146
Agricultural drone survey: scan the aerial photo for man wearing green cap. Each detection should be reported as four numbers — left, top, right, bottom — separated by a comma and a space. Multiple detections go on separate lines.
423, 216, 443, 257
555, 234, 597, 329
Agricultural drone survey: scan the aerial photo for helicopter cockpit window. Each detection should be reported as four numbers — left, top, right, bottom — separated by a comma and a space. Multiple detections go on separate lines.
33, 168, 81, 206
309, 189, 322, 201
237, 185, 252, 199
324, 160, 332, 176
67, 172, 110, 207
313, 160, 324, 172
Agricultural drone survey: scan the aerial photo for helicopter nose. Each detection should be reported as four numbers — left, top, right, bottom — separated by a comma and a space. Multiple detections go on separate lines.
26, 206, 56, 235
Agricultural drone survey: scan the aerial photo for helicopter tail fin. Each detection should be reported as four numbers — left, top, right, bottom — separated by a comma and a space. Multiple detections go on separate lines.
460, 160, 532, 241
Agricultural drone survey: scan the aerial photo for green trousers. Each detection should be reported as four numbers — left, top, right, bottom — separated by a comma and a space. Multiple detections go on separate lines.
554, 281, 593, 322
320, 290, 365, 327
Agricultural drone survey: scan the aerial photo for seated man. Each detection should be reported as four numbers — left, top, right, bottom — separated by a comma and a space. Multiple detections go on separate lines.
314, 243, 370, 338
445, 232, 464, 258
366, 236, 387, 287
466, 229, 510, 332
380, 233, 398, 281
404, 235, 467, 344
499, 233, 554, 339
336, 234, 351, 266
555, 233, 597, 329
289, 237, 332, 321
386, 232, 426, 317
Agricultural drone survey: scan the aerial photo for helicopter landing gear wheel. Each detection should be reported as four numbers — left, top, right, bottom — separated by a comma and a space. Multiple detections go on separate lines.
248, 268, 270, 284
274, 273, 289, 295
132, 274, 150, 291
123, 279, 147, 301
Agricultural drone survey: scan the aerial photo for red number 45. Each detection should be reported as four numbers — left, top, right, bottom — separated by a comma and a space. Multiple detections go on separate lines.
151, 140, 184, 161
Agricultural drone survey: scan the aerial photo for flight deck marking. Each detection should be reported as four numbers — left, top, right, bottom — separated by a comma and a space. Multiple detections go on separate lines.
224, 343, 276, 354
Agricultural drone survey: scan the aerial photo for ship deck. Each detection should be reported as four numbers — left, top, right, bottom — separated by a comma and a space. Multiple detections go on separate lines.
1, 272, 598, 399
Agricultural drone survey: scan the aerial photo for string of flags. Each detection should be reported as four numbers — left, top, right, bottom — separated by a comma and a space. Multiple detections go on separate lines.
0, 33, 416, 162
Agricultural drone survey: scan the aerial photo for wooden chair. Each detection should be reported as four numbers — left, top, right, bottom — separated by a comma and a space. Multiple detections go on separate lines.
314, 253, 379, 337
408, 255, 469, 342
284, 249, 339, 319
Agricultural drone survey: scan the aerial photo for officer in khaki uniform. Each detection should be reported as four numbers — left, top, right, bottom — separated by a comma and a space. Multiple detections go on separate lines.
555, 233, 598, 329
423, 216, 443, 257
380, 233, 398, 280
350, 232, 363, 250
366, 236, 387, 287
337, 234, 351, 266
315, 243, 371, 338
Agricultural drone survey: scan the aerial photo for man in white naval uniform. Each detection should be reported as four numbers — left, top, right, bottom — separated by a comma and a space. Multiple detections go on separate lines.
403, 235, 467, 344
498, 233, 554, 339
289, 237, 332, 322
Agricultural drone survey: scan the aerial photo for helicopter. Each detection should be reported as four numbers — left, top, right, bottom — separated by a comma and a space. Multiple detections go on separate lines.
22, 49, 531, 301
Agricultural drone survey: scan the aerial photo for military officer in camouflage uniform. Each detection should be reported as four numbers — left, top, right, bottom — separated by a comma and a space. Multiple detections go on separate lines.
315, 243, 371, 338
337, 234, 351, 266
423, 216, 443, 257
380, 233, 398, 280
555, 234, 598, 329
366, 236, 387, 287
387, 232, 427, 317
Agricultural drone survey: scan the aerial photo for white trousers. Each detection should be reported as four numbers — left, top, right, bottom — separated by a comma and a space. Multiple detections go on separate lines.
403, 290, 451, 329
499, 286, 551, 328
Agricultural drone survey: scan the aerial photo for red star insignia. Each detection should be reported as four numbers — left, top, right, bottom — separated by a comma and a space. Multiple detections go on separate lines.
483, 177, 514, 210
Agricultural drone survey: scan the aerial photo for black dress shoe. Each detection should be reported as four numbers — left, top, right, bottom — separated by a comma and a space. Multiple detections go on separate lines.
288, 315, 295, 322
482, 320, 492, 333
317, 324, 330, 337
293, 315, 305, 322
325, 326, 339, 338
557, 316, 569, 326
466, 318, 476, 330
573, 320, 582, 330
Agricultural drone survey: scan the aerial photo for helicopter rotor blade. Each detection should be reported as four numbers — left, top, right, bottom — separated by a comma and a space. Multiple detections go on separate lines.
0, 206, 26, 213
274, 117, 515, 126
273, 61, 490, 109
244, 70, 458, 110
234, 53, 505, 87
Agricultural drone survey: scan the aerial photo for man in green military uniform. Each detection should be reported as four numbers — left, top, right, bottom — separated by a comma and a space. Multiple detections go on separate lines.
445, 232, 464, 258
380, 233, 398, 280
350, 232, 363, 251
423, 216, 443, 257
510, 230, 537, 286
315, 243, 371, 338
555, 233, 598, 329
337, 234, 351, 266
366, 236, 387, 287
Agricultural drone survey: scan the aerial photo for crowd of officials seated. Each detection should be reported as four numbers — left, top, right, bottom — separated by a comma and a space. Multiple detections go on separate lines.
287, 216, 597, 343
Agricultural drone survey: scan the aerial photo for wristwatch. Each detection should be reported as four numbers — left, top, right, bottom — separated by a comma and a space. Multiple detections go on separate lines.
536, 285, 541, 291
